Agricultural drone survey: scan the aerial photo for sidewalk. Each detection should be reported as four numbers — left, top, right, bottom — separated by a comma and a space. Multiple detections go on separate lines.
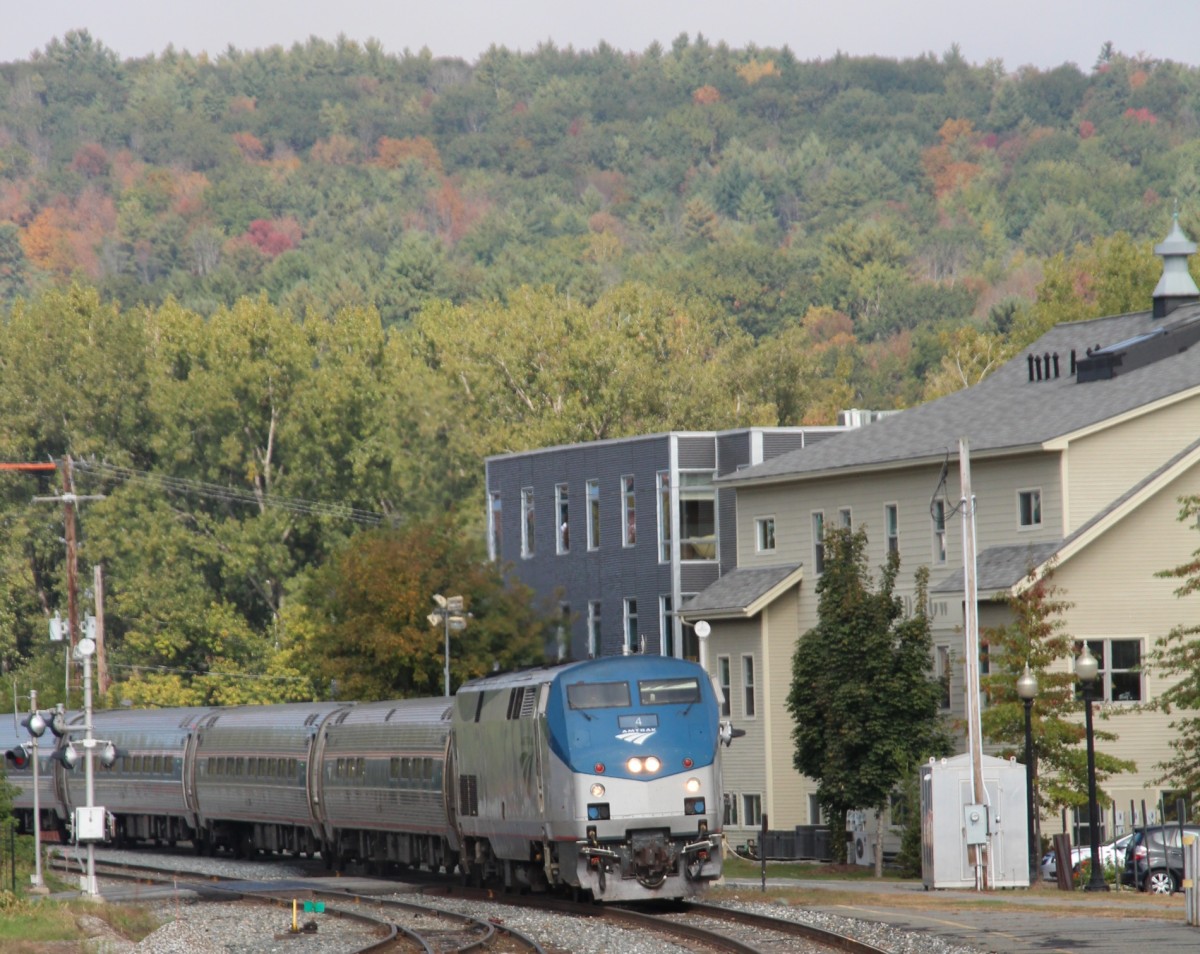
721, 877, 1196, 953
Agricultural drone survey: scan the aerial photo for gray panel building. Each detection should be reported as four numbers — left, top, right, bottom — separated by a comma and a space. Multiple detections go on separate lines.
485, 427, 849, 661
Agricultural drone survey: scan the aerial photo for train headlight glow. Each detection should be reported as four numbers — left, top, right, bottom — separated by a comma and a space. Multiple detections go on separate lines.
590, 783, 606, 797
627, 757, 643, 773
644, 756, 661, 773
685, 777, 701, 794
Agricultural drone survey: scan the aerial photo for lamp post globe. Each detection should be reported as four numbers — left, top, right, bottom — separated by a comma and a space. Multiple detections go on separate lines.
1016, 665, 1038, 884
1076, 644, 1109, 892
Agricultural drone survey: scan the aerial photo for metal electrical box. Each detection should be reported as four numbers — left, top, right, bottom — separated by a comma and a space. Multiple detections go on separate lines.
920, 753, 1029, 889
74, 806, 107, 842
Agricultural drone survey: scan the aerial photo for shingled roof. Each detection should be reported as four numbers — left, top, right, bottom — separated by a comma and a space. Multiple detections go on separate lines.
722, 301, 1200, 486
680, 563, 803, 618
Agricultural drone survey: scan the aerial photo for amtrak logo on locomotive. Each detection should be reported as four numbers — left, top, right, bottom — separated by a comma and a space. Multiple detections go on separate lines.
616, 713, 657, 744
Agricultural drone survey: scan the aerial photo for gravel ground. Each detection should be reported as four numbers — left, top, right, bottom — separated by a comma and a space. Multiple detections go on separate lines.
67, 848, 992, 954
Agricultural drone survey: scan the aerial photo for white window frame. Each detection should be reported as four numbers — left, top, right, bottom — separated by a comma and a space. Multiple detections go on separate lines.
755, 516, 776, 553
931, 497, 947, 564
838, 506, 852, 529
742, 653, 756, 718
586, 479, 600, 550
659, 595, 674, 657
555, 483, 569, 554
587, 601, 602, 658
812, 510, 825, 575
624, 598, 638, 653
520, 487, 535, 558
742, 793, 763, 828
717, 655, 731, 718
488, 491, 502, 561
621, 475, 636, 547
1075, 637, 1144, 703
884, 502, 899, 554
1018, 488, 1042, 528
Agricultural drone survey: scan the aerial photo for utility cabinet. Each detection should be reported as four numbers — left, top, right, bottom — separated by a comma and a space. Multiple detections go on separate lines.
920, 753, 1029, 889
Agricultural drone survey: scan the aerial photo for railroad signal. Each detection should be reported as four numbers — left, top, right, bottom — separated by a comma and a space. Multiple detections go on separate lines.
4, 743, 31, 769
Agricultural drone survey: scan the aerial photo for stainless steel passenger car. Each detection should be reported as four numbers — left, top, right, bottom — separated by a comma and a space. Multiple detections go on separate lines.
318, 698, 455, 871
192, 702, 345, 858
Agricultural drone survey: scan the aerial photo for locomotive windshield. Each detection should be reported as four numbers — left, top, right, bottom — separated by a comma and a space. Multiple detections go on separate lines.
567, 681, 632, 709
638, 678, 700, 705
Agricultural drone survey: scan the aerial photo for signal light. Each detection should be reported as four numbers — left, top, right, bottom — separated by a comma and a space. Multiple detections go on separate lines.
4, 745, 30, 769
21, 712, 46, 738
51, 743, 79, 770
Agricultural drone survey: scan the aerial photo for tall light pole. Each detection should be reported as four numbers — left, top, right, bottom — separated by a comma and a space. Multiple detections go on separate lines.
1076, 644, 1109, 893
1016, 665, 1038, 885
428, 595, 467, 697
20, 692, 48, 895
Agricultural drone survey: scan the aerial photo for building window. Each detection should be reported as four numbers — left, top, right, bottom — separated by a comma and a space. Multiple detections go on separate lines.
718, 656, 731, 718
885, 503, 899, 554
724, 792, 739, 826
679, 472, 716, 561
624, 598, 638, 653
839, 507, 852, 529
660, 595, 674, 657
756, 516, 775, 553
622, 475, 636, 546
742, 654, 756, 717
587, 601, 602, 657
1072, 803, 1108, 849
1075, 638, 1143, 702
936, 645, 951, 710
1018, 489, 1042, 528
488, 492, 502, 561
931, 498, 946, 564
556, 483, 570, 554
521, 488, 535, 558
808, 793, 826, 825
557, 603, 571, 660
742, 793, 763, 828
657, 471, 671, 561
586, 479, 600, 550
812, 511, 825, 575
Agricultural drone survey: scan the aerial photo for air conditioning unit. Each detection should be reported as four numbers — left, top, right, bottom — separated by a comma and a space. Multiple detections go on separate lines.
853, 832, 875, 866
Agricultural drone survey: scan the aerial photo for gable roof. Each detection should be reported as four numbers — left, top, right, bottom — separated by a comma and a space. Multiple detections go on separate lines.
931, 434, 1200, 596
723, 303, 1200, 486
678, 563, 803, 619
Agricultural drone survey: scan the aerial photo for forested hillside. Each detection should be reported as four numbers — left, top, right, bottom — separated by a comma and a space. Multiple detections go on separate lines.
1, 32, 1198, 706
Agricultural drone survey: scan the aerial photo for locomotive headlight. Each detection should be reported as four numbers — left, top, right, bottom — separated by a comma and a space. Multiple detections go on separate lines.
590, 783, 606, 798
685, 777, 701, 794
627, 757, 643, 773
644, 756, 661, 773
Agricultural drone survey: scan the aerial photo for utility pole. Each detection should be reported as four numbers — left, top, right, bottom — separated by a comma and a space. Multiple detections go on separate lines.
31, 456, 105, 699
959, 437, 990, 890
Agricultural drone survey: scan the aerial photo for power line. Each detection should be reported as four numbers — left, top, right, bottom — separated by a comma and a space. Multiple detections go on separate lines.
74, 460, 386, 526
107, 662, 309, 683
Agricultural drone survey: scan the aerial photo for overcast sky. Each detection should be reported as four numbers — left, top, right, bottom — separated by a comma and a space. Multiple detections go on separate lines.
4, 0, 1198, 71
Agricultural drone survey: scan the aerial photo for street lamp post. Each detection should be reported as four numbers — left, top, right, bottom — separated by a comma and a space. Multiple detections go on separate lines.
1016, 665, 1038, 885
428, 595, 466, 697
22, 692, 47, 895
1075, 644, 1109, 892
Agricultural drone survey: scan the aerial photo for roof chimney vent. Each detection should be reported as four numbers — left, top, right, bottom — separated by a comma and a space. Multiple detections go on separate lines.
1152, 212, 1200, 319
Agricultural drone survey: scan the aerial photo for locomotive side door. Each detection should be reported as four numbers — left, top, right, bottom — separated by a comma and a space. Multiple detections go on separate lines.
181, 725, 201, 833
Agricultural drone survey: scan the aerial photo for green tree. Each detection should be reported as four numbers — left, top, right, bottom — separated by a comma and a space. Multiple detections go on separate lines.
787, 527, 949, 867
1147, 494, 1200, 802
293, 518, 551, 700
980, 566, 1135, 851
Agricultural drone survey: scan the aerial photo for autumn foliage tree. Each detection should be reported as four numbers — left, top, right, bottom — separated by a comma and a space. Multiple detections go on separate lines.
293, 518, 552, 701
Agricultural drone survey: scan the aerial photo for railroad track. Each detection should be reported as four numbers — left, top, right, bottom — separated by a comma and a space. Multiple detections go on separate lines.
48, 854, 547, 953
51, 849, 891, 954
422, 885, 892, 954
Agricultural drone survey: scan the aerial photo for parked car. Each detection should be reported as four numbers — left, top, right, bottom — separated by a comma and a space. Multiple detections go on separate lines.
1121, 825, 1200, 894
1041, 833, 1133, 881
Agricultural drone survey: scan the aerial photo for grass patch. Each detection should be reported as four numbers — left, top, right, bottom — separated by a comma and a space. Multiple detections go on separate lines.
0, 896, 164, 952
721, 855, 909, 881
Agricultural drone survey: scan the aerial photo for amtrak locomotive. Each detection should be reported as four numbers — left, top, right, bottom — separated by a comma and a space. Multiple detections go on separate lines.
4, 654, 736, 901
